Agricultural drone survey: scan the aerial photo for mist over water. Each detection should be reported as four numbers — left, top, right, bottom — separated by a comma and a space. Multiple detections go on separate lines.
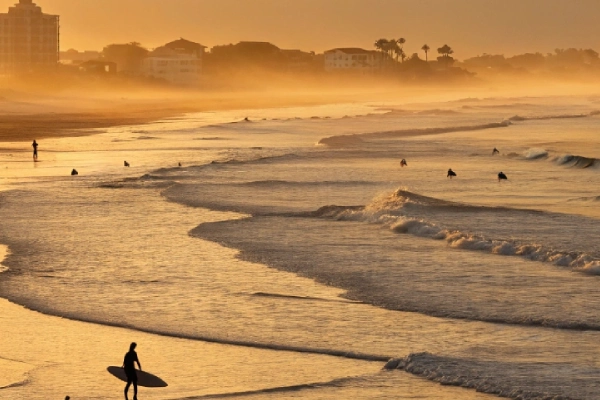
1, 94, 600, 399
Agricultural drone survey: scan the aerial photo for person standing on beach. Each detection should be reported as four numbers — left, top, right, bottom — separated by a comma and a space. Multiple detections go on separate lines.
122, 342, 142, 400
32, 140, 38, 160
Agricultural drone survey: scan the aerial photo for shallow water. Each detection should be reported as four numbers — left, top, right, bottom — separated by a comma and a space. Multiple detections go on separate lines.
1, 95, 600, 399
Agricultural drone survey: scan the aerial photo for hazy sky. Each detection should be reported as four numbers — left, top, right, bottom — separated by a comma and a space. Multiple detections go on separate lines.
3, 0, 599, 59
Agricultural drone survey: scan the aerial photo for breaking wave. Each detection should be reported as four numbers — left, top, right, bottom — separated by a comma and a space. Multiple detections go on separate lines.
508, 110, 599, 122
308, 189, 600, 275
505, 148, 599, 170
389, 352, 600, 400
555, 154, 598, 169
524, 148, 549, 160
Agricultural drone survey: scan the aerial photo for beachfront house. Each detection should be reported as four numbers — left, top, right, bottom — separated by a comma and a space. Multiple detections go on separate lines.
324, 48, 380, 73
0, 0, 59, 75
142, 38, 206, 86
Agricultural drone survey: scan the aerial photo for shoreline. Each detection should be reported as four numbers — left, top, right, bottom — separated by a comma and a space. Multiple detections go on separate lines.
0, 87, 421, 143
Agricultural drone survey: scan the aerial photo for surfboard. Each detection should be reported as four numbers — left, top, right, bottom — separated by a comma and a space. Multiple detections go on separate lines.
106, 366, 168, 387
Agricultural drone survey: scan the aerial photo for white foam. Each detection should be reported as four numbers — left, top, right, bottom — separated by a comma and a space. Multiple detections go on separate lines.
0, 244, 8, 274
342, 194, 600, 275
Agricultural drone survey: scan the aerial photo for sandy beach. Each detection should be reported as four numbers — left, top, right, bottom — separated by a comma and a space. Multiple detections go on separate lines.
2, 86, 600, 399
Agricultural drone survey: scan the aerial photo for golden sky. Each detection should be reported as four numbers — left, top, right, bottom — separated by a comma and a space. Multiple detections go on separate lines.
2, 0, 599, 58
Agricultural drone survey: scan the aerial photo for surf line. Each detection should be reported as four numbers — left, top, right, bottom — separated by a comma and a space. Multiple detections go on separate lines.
3, 303, 393, 363
117, 325, 393, 363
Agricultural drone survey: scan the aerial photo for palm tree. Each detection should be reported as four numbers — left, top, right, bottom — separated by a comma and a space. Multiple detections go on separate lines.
374, 39, 389, 55
396, 38, 406, 62
421, 44, 430, 61
374, 38, 390, 65
437, 44, 454, 58
397, 48, 407, 63
388, 39, 401, 62
392, 47, 401, 63
437, 44, 454, 68
397, 38, 406, 50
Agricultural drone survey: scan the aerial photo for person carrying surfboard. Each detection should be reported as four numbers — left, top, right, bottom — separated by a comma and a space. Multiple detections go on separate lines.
122, 342, 142, 400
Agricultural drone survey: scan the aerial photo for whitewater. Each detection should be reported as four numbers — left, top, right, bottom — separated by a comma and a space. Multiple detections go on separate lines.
0, 94, 600, 399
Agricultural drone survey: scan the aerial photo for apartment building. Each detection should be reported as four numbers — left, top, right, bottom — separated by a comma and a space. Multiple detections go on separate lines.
142, 38, 205, 85
0, 0, 59, 75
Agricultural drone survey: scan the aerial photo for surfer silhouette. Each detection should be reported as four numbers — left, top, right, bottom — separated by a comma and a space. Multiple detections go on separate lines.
498, 171, 508, 181
400, 159, 407, 167
32, 140, 38, 160
492, 147, 500, 155
447, 168, 456, 178
122, 342, 142, 400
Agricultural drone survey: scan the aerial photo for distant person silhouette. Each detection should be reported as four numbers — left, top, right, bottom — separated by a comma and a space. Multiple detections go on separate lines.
400, 159, 407, 167
124, 161, 130, 167
32, 140, 38, 160
71, 169, 78, 176
492, 147, 500, 155
65, 396, 70, 400
447, 168, 456, 178
498, 171, 508, 181
123, 342, 142, 400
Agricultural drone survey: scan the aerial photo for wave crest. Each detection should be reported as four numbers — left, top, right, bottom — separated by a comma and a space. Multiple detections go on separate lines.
524, 148, 549, 160
555, 154, 598, 169
396, 352, 600, 400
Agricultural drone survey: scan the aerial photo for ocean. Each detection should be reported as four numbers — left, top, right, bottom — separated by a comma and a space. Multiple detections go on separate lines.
0, 93, 599, 399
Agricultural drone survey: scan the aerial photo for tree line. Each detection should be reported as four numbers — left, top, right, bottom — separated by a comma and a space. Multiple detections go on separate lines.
373, 38, 453, 65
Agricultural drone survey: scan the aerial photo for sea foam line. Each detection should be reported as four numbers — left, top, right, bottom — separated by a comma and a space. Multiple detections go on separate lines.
169, 375, 370, 399
0, 244, 9, 274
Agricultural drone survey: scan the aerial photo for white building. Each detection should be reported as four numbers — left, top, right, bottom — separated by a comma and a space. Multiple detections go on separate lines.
142, 38, 206, 85
324, 48, 380, 73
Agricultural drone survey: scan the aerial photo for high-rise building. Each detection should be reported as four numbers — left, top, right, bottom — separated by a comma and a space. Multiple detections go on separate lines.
0, 0, 59, 75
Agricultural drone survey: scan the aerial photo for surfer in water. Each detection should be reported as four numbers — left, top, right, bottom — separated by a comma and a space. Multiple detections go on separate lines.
498, 171, 508, 181
400, 159, 407, 167
32, 140, 38, 160
492, 147, 500, 155
447, 168, 456, 178
123, 342, 142, 400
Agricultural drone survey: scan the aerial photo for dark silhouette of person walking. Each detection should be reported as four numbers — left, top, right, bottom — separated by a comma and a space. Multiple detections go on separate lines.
122, 342, 142, 400
32, 140, 38, 160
